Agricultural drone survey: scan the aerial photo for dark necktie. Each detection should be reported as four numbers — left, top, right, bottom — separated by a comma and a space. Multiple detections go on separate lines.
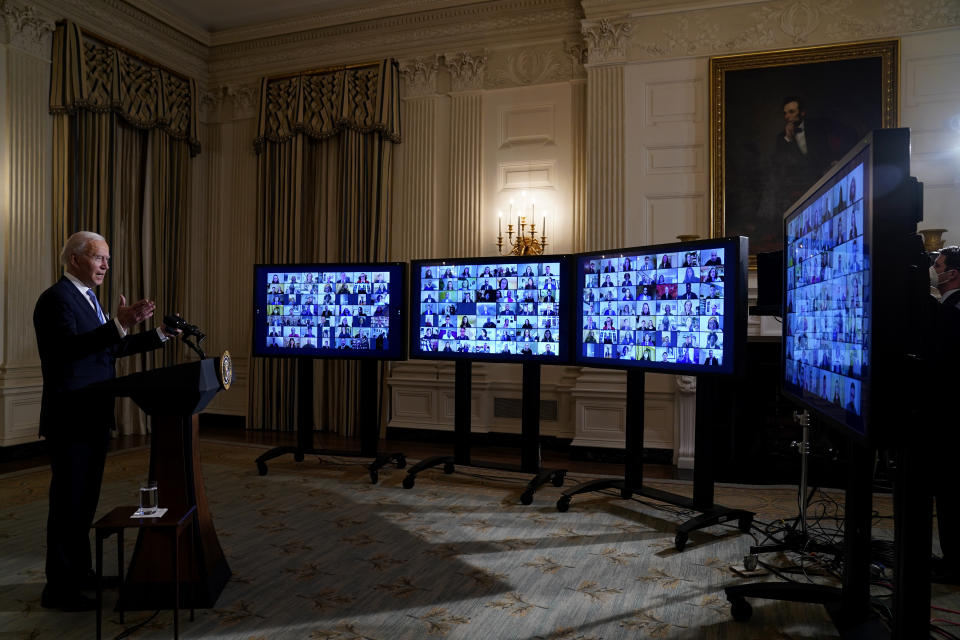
86, 289, 106, 325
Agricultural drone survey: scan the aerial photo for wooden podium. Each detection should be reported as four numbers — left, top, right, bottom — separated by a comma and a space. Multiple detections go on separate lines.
92, 357, 232, 610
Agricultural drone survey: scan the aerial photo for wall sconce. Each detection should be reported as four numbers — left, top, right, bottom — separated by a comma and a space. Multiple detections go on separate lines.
496, 191, 549, 255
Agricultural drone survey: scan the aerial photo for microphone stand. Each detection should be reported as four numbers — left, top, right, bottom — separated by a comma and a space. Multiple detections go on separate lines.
182, 332, 206, 360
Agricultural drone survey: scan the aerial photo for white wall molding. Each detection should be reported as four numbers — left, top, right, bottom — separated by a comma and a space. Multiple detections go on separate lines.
673, 374, 696, 468
592, 0, 960, 63
0, 0, 54, 59
581, 18, 633, 65
444, 51, 488, 92
448, 92, 484, 257
0, 12, 53, 445
31, 0, 209, 83
486, 45, 574, 88
206, 1, 582, 87
499, 105, 557, 148
585, 63, 625, 250
399, 55, 442, 98
206, 0, 583, 48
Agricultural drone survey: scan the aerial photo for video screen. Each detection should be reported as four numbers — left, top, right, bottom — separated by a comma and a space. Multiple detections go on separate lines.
783, 153, 868, 433
574, 237, 746, 375
252, 263, 406, 360
410, 257, 569, 362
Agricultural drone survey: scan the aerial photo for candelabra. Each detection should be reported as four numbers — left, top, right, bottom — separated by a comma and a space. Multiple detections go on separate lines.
497, 201, 548, 256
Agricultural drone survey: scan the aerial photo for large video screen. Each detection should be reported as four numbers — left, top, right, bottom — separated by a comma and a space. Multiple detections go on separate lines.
252, 262, 407, 360
574, 237, 747, 375
783, 152, 868, 433
410, 256, 570, 363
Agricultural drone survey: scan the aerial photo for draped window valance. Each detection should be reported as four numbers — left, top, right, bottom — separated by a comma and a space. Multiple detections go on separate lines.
49, 21, 201, 156
254, 59, 401, 152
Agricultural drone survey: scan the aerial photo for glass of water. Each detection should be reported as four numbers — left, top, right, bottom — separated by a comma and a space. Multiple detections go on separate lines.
139, 480, 158, 515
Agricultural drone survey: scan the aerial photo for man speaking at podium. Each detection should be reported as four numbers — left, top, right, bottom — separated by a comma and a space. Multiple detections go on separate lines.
33, 231, 180, 611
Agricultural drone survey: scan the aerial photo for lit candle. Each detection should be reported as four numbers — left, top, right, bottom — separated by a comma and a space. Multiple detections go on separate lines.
530, 199, 535, 238
497, 211, 502, 235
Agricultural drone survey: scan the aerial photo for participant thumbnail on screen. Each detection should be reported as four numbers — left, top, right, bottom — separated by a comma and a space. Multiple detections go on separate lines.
579, 247, 727, 368
783, 161, 867, 419
262, 269, 394, 353
415, 261, 562, 358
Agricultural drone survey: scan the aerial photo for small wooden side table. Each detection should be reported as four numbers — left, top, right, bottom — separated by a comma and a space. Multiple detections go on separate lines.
93, 505, 197, 640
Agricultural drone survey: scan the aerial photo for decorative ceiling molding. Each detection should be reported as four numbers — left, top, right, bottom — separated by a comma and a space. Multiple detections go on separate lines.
582, 0, 768, 20
582, 18, 633, 64
31, 0, 209, 83
212, 0, 579, 56
621, 0, 960, 61
205, 0, 582, 85
399, 55, 442, 97
205, 0, 501, 46
487, 45, 577, 88
125, 0, 210, 45
444, 51, 487, 91
227, 83, 261, 120
198, 88, 225, 122
565, 39, 589, 72
0, 0, 55, 59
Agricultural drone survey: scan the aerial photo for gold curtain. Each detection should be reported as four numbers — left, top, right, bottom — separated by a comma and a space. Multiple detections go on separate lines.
49, 21, 198, 434
250, 61, 400, 434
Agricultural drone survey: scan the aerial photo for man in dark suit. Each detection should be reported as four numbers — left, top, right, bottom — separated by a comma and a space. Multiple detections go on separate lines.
931, 247, 960, 583
768, 96, 858, 218
678, 283, 698, 300
34, 231, 178, 611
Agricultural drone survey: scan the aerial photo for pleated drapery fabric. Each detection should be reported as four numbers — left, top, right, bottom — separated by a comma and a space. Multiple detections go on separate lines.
48, 21, 199, 434
251, 61, 400, 435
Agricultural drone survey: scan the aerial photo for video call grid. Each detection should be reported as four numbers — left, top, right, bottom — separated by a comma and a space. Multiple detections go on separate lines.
263, 270, 393, 351
415, 262, 562, 356
784, 160, 868, 417
579, 248, 727, 366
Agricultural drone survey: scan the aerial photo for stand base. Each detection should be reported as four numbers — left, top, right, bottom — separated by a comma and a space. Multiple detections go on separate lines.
401, 455, 566, 505
556, 477, 753, 551
255, 446, 406, 484
118, 554, 230, 611
724, 583, 888, 639
748, 529, 840, 557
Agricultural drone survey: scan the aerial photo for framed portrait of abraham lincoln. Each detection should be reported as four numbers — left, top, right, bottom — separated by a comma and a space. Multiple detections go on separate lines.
709, 40, 899, 261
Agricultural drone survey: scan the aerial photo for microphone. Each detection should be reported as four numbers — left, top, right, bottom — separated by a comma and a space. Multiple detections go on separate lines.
163, 314, 205, 340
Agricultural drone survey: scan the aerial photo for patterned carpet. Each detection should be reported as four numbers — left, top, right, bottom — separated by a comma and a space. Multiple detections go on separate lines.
1, 440, 956, 639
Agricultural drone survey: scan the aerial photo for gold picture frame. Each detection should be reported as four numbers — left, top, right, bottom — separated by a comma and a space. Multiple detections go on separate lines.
709, 40, 899, 263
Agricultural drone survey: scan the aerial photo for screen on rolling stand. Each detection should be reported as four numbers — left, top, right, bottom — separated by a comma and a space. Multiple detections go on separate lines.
574, 237, 747, 375
783, 155, 867, 434
252, 262, 407, 360
409, 256, 570, 363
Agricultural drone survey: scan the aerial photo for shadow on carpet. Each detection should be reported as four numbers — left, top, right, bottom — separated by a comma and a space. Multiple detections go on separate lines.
1, 440, 955, 639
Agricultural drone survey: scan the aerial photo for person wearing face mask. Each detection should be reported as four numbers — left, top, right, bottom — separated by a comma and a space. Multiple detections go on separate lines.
931, 246, 960, 307
929, 246, 960, 584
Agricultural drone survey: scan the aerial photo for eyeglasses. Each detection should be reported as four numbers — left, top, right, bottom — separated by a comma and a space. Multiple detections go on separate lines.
85, 253, 110, 265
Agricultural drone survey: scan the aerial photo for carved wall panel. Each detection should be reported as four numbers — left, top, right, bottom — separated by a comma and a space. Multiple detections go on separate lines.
499, 162, 556, 190
499, 104, 556, 148
644, 194, 707, 243
643, 79, 702, 126
644, 144, 704, 175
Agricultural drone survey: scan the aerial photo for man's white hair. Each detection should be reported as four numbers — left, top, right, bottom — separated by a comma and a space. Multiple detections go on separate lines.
60, 231, 106, 266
